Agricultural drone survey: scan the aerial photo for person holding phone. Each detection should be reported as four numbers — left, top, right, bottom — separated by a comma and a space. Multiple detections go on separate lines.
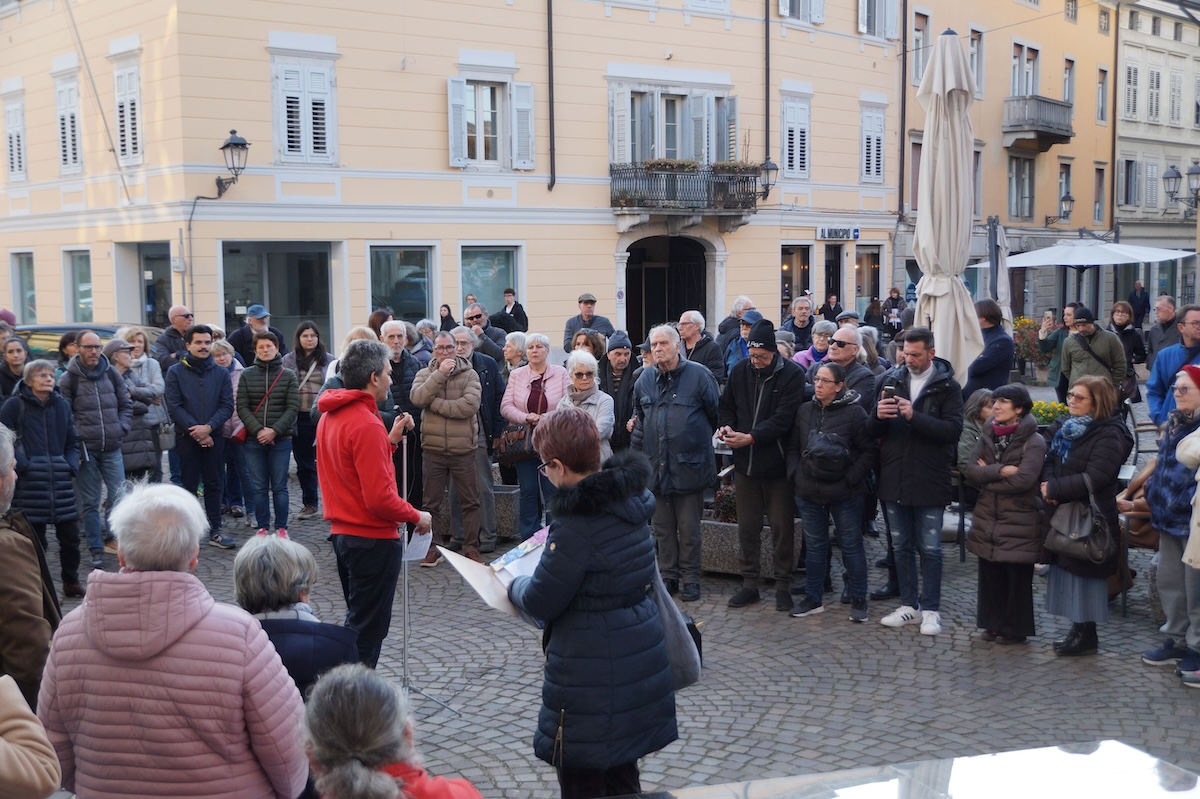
1039, 303, 1079, 404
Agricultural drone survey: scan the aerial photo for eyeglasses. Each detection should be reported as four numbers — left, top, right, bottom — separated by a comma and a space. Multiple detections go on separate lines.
433, 345, 455, 352
572, 371, 595, 379
537, 459, 555, 476
829, 340, 856, 348
173, 313, 194, 320
813, 333, 831, 339
465, 314, 484, 323
748, 352, 773, 362
1065, 391, 1091, 402
812, 376, 840, 385
80, 345, 102, 351
1172, 384, 1194, 395
1180, 320, 1200, 328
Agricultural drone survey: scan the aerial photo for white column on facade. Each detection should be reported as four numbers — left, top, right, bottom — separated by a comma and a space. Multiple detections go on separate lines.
812, 242, 826, 307
706, 250, 727, 334
329, 240, 351, 348
613, 250, 630, 332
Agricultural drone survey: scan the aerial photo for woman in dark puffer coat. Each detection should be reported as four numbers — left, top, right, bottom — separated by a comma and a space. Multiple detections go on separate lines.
104, 339, 160, 481
1040, 375, 1133, 657
508, 407, 676, 799
0, 360, 83, 596
965, 384, 1047, 644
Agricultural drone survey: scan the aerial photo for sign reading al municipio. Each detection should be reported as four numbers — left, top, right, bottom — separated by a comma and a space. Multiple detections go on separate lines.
817, 226, 861, 241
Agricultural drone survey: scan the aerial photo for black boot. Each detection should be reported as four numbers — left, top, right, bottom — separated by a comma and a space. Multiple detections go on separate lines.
1052, 623, 1078, 650
1056, 622, 1098, 657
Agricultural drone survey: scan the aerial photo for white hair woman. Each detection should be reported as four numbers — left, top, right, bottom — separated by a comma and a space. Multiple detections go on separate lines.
557, 350, 615, 463
233, 534, 359, 697
37, 483, 308, 799
305, 664, 482, 799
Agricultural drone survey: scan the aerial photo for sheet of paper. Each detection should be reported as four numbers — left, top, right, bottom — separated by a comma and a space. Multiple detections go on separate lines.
403, 530, 432, 562
439, 546, 522, 619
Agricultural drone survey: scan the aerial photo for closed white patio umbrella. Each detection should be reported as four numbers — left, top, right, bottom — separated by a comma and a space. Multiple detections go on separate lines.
912, 29, 983, 381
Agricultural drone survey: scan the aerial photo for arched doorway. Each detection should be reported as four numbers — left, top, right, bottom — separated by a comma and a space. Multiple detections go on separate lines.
623, 236, 707, 344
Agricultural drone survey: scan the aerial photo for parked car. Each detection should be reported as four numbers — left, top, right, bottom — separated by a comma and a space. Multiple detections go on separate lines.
15, 323, 165, 361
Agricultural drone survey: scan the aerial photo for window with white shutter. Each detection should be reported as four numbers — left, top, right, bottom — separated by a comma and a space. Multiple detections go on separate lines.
607, 82, 732, 165
114, 63, 142, 166
275, 62, 336, 165
860, 106, 884, 183
56, 78, 82, 175
858, 0, 897, 38
1146, 162, 1159, 208
1195, 76, 1200, 127
512, 83, 535, 170
687, 0, 729, 10
1147, 68, 1162, 122
1124, 64, 1139, 119
5, 101, 25, 182
715, 96, 738, 162
1169, 72, 1183, 125
447, 75, 535, 171
780, 0, 824, 23
781, 95, 810, 179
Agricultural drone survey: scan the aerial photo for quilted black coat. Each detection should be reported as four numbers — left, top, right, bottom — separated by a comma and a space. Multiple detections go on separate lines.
508, 451, 677, 770
0, 384, 80, 524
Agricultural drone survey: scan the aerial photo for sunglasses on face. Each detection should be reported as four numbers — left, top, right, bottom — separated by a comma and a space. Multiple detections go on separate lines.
829, 340, 856, 348
572, 371, 595, 379
465, 314, 483, 323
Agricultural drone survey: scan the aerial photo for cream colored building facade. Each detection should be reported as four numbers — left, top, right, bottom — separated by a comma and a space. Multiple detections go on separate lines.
895, 0, 1122, 318
0, 0, 910, 345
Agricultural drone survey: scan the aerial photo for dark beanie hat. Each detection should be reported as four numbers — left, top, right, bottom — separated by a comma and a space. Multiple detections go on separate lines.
748, 319, 776, 350
1073, 306, 1095, 324
607, 330, 632, 352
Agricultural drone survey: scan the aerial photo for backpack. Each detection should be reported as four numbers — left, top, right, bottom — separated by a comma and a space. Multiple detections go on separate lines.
801, 403, 852, 481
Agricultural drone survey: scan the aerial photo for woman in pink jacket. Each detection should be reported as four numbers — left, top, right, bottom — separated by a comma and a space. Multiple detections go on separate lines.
501, 333, 570, 539
37, 482, 308, 799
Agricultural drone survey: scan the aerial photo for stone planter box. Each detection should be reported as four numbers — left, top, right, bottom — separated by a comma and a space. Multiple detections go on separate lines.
700, 518, 804, 579
432, 484, 522, 541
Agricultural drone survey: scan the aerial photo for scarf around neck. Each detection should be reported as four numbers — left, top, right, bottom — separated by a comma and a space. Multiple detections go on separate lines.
568, 384, 598, 404
1050, 414, 1093, 463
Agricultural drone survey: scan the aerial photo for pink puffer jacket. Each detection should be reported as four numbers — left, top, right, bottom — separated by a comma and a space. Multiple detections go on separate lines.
37, 569, 307, 799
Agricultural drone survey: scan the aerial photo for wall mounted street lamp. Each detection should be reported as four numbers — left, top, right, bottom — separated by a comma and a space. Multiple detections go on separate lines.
759, 158, 779, 199
1163, 160, 1200, 213
215, 130, 250, 198
1045, 193, 1074, 226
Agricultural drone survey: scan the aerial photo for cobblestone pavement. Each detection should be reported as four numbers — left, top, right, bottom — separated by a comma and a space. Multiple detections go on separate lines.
46, 389, 1200, 798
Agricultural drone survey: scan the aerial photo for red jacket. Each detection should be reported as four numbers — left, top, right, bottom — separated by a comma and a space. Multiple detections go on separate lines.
316, 389, 420, 537
374, 762, 482, 799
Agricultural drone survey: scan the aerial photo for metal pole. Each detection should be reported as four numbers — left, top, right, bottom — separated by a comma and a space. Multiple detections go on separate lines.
987, 215, 999, 300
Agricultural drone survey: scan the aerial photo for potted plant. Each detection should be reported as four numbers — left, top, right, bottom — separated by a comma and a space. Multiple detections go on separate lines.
1031, 400, 1069, 432
1012, 316, 1052, 383
642, 158, 700, 173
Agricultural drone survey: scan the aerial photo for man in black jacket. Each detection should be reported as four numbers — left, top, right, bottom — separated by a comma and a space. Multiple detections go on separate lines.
449, 326, 503, 553
464, 303, 507, 364
779, 296, 816, 350
718, 319, 806, 612
600, 331, 637, 453
678, 310, 726, 385
865, 328, 963, 637
226, 304, 288, 367
382, 320, 424, 513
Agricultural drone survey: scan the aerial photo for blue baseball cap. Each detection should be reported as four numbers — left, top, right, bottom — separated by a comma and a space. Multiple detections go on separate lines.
246, 304, 271, 319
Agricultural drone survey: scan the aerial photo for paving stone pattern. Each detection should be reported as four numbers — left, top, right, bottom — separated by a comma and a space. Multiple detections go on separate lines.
47, 388, 1200, 798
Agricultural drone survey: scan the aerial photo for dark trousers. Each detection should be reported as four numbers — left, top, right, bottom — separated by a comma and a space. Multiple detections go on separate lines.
1055, 372, 1069, 404
332, 534, 403, 668
177, 434, 225, 534
557, 761, 641, 799
977, 559, 1036, 637
735, 474, 795, 585
293, 412, 320, 507
30, 519, 81, 585
425, 450, 480, 553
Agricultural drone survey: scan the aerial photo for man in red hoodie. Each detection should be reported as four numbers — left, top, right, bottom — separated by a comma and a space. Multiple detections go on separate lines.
316, 339, 432, 668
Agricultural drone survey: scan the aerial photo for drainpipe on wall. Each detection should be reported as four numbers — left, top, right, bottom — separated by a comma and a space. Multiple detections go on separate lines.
547, 0, 557, 192
897, 0, 909, 227
764, 0, 771, 172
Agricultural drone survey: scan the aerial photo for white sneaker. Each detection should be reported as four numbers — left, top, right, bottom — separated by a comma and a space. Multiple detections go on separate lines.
880, 605, 921, 628
920, 610, 943, 636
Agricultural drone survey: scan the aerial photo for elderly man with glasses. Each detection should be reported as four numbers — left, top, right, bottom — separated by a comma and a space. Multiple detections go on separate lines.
1060, 306, 1127, 395
1147, 304, 1200, 426
815, 325, 875, 412
447, 326, 503, 554
464, 303, 507, 362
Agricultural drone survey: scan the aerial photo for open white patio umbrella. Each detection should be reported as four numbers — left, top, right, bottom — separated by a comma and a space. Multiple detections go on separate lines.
973, 239, 1196, 270
912, 29, 983, 381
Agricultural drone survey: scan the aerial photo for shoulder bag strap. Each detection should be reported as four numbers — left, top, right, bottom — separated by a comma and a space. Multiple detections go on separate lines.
253, 367, 285, 415
1073, 334, 1113, 373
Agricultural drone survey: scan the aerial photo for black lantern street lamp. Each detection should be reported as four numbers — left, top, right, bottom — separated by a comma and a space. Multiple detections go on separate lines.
1163, 160, 1200, 211
215, 130, 250, 198
759, 157, 779, 199
1045, 192, 1074, 226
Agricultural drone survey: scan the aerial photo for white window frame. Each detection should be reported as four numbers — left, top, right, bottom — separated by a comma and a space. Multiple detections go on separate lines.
973, 147, 983, 219
1094, 167, 1106, 223
457, 242, 524, 316
272, 56, 338, 166
1097, 67, 1109, 122
1170, 71, 1183, 125
1063, 58, 1075, 108
858, 0, 899, 40
4, 97, 26, 183
1147, 67, 1163, 123
1059, 163, 1072, 214
912, 11, 930, 83
55, 76, 82, 176
10, 250, 34, 324
1007, 154, 1034, 219
1011, 43, 1039, 97
1194, 74, 1200, 127
1146, 161, 1159, 208
64, 249, 93, 324
779, 0, 825, 24
1099, 8, 1110, 34
1065, 0, 1077, 22
969, 29, 985, 98
1124, 63, 1139, 119
448, 64, 534, 171
781, 93, 811, 180
365, 242, 440, 320
112, 61, 142, 167
609, 81, 735, 166
1116, 157, 1140, 206
860, 104, 885, 184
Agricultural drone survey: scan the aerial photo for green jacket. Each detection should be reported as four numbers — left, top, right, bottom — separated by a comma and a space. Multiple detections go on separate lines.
236, 353, 300, 439
1061, 328, 1128, 389
1038, 327, 1069, 385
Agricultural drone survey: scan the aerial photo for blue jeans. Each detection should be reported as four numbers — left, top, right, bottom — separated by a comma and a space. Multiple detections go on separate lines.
223, 439, 248, 507
798, 496, 867, 603
244, 438, 292, 530
332, 534, 403, 669
884, 502, 944, 611
78, 447, 126, 552
513, 457, 554, 539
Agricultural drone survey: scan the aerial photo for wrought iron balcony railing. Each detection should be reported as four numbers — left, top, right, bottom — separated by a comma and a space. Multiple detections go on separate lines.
609, 163, 760, 212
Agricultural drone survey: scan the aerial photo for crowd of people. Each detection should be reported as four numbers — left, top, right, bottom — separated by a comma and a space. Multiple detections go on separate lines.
6, 283, 1200, 799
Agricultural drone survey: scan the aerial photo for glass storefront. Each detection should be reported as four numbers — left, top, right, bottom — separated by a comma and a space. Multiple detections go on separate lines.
370, 246, 431, 322
222, 242, 330, 344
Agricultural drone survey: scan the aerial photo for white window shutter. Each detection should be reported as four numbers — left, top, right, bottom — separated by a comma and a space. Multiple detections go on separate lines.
858, 0, 868, 33
1125, 65, 1138, 118
782, 97, 810, 178
884, 0, 899, 39
512, 82, 535, 170
811, 0, 824, 23
723, 95, 738, 161
1146, 162, 1158, 208
57, 82, 81, 174
862, 108, 883, 182
688, 92, 708, 163
1116, 163, 1126, 205
307, 67, 332, 163
5, 102, 25, 181
778, 0, 790, 16
611, 87, 632, 163
1170, 72, 1182, 124
1134, 161, 1141, 205
281, 67, 305, 162
448, 77, 468, 168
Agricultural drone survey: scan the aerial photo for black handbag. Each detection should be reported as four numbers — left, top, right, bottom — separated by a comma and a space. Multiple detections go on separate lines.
1045, 473, 1115, 565
496, 422, 537, 466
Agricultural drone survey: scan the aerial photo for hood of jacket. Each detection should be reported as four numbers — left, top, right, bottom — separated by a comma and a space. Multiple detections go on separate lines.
817, 388, 860, 410
316, 387, 379, 415
548, 450, 655, 527
180, 352, 217, 373
252, 352, 285, 371
67, 353, 112, 381
83, 569, 215, 661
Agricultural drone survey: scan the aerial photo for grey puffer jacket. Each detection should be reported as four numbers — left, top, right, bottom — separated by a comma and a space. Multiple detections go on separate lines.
965, 414, 1048, 564
57, 356, 131, 453
119, 369, 161, 473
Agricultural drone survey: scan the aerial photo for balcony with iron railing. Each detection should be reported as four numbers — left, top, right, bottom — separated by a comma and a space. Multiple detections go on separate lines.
609, 161, 761, 225
1002, 95, 1074, 151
